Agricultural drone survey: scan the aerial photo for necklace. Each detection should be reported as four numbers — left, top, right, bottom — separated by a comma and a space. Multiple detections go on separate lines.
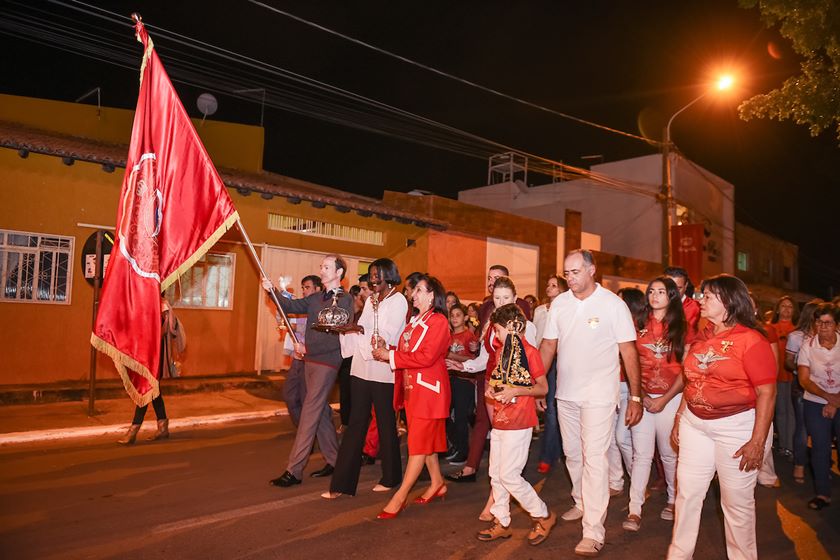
402, 309, 433, 351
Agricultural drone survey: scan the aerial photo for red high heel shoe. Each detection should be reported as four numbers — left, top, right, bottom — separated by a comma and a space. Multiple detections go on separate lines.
376, 500, 407, 520
413, 484, 447, 505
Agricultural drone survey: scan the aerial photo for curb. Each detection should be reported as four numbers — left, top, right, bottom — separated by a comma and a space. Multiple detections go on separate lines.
0, 403, 341, 446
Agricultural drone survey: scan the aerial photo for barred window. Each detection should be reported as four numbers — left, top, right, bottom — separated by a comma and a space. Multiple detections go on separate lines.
268, 213, 384, 246
0, 229, 74, 304
166, 252, 234, 309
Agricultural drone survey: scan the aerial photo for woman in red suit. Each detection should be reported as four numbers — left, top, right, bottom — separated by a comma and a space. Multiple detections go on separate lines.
372, 274, 451, 519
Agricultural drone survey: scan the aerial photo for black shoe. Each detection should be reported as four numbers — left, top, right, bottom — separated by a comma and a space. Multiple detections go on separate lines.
445, 470, 477, 483
310, 464, 335, 478
270, 471, 301, 487
447, 454, 468, 466
361, 453, 376, 465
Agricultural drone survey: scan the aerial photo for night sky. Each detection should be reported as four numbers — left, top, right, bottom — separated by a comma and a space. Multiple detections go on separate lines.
3, 1, 838, 297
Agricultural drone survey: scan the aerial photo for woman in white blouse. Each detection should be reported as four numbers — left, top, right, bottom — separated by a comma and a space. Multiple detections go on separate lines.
323, 258, 408, 498
797, 302, 840, 510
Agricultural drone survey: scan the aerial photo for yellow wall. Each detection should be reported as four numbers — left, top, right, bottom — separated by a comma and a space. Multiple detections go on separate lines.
0, 94, 264, 172
0, 146, 428, 385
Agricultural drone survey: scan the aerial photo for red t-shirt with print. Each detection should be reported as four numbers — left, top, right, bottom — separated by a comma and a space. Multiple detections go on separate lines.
683, 297, 701, 342
636, 316, 683, 395
489, 338, 546, 430
449, 329, 479, 359
683, 323, 776, 420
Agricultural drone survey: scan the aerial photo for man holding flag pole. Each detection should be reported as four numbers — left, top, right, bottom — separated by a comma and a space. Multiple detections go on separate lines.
91, 14, 296, 441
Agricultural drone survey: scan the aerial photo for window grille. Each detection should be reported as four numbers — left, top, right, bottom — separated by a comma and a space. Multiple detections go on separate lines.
0, 229, 74, 304
268, 213, 384, 246
166, 252, 235, 309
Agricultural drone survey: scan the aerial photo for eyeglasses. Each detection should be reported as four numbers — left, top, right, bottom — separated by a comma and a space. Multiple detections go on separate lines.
816, 320, 837, 328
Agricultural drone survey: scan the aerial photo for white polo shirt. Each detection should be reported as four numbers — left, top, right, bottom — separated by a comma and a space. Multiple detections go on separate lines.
543, 284, 636, 405
796, 334, 840, 404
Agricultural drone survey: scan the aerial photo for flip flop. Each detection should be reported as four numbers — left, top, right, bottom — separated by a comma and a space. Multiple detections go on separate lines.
808, 497, 831, 510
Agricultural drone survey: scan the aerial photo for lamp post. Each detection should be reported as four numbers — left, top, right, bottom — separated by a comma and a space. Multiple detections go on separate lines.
660, 75, 734, 267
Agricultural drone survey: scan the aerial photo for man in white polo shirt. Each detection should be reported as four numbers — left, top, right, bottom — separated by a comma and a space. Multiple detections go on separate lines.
539, 249, 643, 557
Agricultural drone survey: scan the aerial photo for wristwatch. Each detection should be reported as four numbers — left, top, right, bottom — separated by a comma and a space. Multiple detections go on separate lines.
629, 395, 642, 404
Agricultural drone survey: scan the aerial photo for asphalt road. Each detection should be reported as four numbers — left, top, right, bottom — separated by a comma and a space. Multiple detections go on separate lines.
1, 418, 837, 559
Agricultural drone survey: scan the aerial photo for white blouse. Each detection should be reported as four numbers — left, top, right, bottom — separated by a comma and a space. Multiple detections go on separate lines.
797, 334, 840, 404
340, 291, 408, 384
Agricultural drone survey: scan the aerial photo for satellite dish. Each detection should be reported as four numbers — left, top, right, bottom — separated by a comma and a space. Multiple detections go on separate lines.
196, 93, 218, 121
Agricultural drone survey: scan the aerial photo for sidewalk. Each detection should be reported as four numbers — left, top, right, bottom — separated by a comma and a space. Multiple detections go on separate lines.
0, 373, 339, 446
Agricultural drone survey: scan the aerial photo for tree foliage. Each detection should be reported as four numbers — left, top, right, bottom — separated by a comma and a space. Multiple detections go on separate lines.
738, 0, 840, 142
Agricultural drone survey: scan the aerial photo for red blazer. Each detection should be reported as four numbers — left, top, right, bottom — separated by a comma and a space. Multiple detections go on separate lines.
392, 310, 451, 419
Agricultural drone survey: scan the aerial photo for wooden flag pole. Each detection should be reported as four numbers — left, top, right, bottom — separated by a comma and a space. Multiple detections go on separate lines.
235, 219, 298, 344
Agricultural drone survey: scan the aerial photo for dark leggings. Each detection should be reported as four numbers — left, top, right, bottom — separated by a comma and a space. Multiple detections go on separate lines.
132, 394, 167, 425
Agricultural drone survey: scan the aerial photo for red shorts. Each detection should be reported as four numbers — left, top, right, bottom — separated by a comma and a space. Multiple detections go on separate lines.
407, 416, 447, 456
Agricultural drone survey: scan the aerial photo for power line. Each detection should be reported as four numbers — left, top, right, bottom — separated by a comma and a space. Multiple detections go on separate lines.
247, 0, 661, 147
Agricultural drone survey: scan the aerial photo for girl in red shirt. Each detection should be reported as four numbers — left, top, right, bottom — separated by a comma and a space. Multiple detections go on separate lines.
620, 277, 686, 532
446, 304, 479, 463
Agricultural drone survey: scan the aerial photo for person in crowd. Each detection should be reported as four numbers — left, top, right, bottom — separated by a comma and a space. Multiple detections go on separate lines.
767, 296, 799, 458
358, 273, 371, 304
668, 274, 776, 560
665, 266, 700, 339
446, 291, 461, 311
533, 275, 568, 474
523, 294, 538, 320
445, 304, 479, 465
796, 302, 840, 510
118, 297, 185, 444
785, 299, 823, 484
324, 259, 407, 499
478, 265, 531, 325
371, 275, 451, 519
477, 303, 556, 546
614, 288, 648, 493
749, 294, 781, 489
539, 250, 643, 557
619, 277, 686, 532
280, 275, 323, 427
466, 302, 481, 335
445, 276, 537, 485
337, 284, 363, 432
262, 254, 354, 487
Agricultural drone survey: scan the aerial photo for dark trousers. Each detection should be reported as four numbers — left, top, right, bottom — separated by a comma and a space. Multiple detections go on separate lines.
284, 358, 307, 427
447, 374, 475, 458
330, 376, 402, 495
804, 399, 840, 497
539, 358, 564, 463
791, 376, 809, 467
338, 357, 353, 426
133, 394, 166, 425
466, 372, 490, 470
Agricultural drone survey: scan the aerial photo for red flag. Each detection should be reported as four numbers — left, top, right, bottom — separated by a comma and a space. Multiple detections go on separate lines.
670, 223, 704, 284
91, 19, 239, 406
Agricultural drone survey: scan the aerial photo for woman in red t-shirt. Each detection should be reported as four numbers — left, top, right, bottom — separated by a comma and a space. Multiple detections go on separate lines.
766, 296, 798, 457
620, 277, 686, 532
668, 275, 776, 560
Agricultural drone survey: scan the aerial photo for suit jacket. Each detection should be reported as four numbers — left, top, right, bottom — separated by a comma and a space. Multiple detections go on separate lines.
391, 310, 451, 419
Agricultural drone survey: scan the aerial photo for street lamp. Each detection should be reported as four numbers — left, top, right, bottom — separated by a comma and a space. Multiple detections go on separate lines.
660, 75, 734, 267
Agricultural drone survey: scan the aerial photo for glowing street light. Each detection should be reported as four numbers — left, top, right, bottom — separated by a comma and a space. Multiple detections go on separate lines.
660, 74, 735, 266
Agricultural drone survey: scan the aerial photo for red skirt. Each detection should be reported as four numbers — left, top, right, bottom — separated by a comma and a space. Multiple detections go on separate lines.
407, 416, 447, 456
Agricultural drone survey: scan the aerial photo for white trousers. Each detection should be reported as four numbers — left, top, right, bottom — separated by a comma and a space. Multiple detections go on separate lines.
608, 405, 625, 490
557, 399, 616, 543
489, 427, 548, 526
618, 392, 680, 514
667, 408, 769, 560
757, 423, 777, 486
615, 383, 633, 480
